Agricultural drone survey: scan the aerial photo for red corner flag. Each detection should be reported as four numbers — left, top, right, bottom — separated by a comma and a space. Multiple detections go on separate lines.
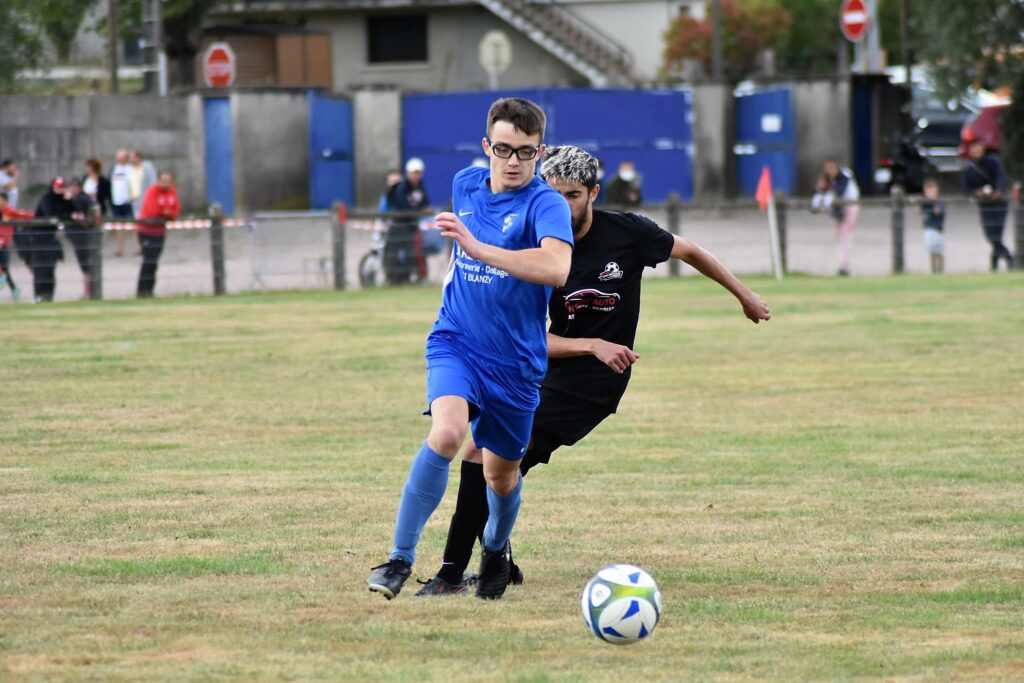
755, 166, 773, 212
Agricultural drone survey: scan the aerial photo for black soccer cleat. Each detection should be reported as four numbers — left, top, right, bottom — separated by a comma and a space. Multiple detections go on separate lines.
476, 541, 512, 600
413, 573, 475, 597
507, 542, 524, 586
367, 558, 412, 600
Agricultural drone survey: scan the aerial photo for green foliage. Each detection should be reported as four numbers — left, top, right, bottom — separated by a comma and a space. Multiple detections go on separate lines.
35, 0, 97, 63
663, 0, 792, 79
776, 0, 840, 74
0, 0, 44, 89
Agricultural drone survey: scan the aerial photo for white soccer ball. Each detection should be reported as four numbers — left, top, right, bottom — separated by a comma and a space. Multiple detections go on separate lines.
581, 564, 662, 645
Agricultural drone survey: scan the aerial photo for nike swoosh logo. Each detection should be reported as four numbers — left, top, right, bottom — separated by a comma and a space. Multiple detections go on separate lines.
458, 209, 473, 217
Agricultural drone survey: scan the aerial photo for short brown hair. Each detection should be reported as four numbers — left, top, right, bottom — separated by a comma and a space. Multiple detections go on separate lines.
486, 98, 546, 140
85, 157, 102, 174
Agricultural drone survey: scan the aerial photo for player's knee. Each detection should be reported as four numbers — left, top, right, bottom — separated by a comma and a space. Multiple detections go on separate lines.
485, 468, 519, 496
427, 423, 466, 457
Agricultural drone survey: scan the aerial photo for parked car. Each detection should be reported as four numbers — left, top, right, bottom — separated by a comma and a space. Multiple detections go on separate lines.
960, 103, 1008, 155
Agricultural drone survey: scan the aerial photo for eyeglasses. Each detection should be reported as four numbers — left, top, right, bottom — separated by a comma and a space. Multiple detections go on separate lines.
486, 138, 540, 161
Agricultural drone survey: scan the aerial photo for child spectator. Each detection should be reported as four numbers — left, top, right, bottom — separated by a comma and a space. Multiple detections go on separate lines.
135, 171, 180, 298
919, 179, 945, 274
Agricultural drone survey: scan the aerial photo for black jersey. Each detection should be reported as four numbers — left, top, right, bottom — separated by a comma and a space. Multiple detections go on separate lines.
543, 209, 674, 411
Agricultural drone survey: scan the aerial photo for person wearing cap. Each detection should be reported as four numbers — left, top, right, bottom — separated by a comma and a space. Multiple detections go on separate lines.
25, 177, 72, 302
384, 157, 431, 284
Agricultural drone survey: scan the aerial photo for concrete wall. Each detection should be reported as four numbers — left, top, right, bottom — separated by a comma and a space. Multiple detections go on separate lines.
353, 90, 402, 207
231, 92, 310, 213
792, 79, 851, 194
691, 83, 734, 200
0, 95, 203, 211
307, 7, 584, 93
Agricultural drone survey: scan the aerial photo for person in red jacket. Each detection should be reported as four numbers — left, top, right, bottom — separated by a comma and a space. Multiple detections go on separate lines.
0, 190, 31, 301
135, 171, 180, 298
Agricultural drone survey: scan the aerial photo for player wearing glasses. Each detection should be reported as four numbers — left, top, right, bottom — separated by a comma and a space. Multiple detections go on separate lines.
366, 97, 574, 600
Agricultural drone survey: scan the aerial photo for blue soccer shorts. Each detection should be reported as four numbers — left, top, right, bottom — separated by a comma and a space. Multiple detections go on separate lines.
424, 332, 539, 461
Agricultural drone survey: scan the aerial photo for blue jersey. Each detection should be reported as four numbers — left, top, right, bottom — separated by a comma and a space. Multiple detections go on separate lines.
432, 166, 573, 383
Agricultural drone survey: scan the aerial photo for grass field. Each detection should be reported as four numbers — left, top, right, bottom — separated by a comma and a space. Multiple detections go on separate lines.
2, 273, 1023, 682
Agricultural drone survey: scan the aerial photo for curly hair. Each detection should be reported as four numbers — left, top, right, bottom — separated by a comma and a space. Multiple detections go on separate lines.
540, 145, 599, 191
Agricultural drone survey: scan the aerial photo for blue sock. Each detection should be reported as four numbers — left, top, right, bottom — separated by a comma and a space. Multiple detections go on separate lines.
482, 474, 522, 552
390, 443, 450, 564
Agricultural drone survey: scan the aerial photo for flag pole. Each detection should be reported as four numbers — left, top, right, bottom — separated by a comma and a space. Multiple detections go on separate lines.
767, 192, 784, 280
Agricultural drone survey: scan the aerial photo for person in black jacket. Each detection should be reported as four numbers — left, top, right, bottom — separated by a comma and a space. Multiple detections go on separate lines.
384, 157, 430, 284
27, 177, 71, 302
66, 177, 98, 298
962, 141, 1014, 271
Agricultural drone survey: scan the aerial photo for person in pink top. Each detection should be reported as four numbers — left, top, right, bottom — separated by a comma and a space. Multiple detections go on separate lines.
135, 171, 180, 298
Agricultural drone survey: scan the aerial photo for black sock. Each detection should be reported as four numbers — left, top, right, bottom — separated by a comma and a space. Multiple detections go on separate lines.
437, 460, 488, 584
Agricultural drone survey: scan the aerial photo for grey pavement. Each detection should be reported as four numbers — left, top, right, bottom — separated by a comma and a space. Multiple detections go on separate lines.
1, 200, 1015, 304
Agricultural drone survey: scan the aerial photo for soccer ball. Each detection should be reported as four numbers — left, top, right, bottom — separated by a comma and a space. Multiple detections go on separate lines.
581, 564, 662, 645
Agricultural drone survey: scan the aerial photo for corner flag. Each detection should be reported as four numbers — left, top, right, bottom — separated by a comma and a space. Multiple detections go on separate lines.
755, 166, 773, 212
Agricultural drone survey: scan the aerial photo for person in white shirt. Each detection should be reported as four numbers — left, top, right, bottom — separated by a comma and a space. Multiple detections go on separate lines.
110, 149, 136, 257
0, 160, 20, 209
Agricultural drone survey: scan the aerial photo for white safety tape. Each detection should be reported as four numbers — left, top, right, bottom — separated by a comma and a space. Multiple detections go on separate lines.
101, 218, 250, 231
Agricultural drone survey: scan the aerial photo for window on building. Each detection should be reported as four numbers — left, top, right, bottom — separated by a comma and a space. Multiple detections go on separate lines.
367, 14, 428, 64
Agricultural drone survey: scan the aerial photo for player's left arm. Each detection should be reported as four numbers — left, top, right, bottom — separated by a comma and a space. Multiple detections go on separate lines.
435, 211, 571, 286
670, 236, 771, 324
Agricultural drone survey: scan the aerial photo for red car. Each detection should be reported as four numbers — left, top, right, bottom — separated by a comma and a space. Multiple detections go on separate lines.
960, 103, 1007, 155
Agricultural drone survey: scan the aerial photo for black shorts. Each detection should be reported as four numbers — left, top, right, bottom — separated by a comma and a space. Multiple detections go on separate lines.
521, 386, 612, 473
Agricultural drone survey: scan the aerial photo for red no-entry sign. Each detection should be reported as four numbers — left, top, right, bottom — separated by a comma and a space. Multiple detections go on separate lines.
203, 42, 236, 88
840, 0, 869, 42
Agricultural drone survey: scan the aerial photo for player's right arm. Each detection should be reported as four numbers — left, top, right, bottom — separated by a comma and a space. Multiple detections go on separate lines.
547, 333, 638, 374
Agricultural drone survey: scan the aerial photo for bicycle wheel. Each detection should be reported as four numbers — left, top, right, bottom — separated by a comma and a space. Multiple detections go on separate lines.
359, 249, 386, 288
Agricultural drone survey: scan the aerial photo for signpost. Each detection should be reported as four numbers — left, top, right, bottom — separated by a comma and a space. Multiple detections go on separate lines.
203, 42, 236, 88
840, 0, 868, 42
479, 31, 512, 91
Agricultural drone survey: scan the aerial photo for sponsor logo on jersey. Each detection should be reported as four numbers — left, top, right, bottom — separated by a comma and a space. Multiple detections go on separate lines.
502, 213, 519, 233
563, 288, 620, 314
598, 262, 623, 281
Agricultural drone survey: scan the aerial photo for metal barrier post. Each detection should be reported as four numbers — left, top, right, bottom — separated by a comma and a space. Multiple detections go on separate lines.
890, 186, 905, 274
1014, 183, 1024, 270
209, 203, 226, 296
332, 202, 347, 290
89, 208, 103, 300
666, 192, 681, 277
775, 192, 788, 274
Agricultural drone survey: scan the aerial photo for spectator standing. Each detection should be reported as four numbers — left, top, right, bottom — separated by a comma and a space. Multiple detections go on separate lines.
378, 169, 402, 212
0, 160, 20, 209
603, 160, 643, 207
962, 141, 1014, 271
28, 178, 71, 302
135, 171, 180, 298
65, 177, 99, 298
0, 191, 30, 301
129, 150, 157, 221
110, 149, 135, 257
919, 179, 945, 274
385, 157, 430, 284
811, 159, 860, 276
83, 158, 112, 216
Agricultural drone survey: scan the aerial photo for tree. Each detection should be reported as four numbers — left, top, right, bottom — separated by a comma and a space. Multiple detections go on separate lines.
0, 0, 44, 89
662, 0, 792, 80
36, 0, 98, 64
98, 0, 220, 87
775, 0, 840, 75
911, 0, 1024, 179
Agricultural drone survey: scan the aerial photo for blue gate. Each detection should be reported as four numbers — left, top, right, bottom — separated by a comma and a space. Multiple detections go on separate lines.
309, 91, 354, 209
203, 97, 234, 215
734, 87, 796, 196
402, 88, 692, 204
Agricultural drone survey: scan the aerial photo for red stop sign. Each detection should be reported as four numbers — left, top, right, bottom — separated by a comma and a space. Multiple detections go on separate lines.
203, 42, 236, 88
840, 0, 868, 42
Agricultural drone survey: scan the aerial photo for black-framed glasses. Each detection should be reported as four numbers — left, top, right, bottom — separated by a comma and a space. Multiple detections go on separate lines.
486, 138, 540, 161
